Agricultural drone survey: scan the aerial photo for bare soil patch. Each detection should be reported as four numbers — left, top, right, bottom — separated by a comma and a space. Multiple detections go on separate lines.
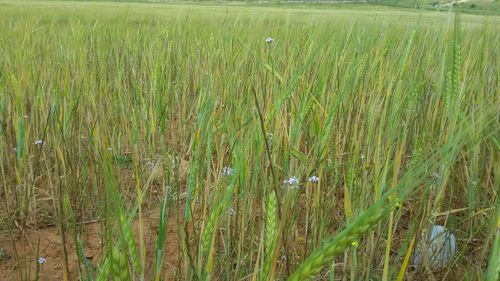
0, 209, 181, 281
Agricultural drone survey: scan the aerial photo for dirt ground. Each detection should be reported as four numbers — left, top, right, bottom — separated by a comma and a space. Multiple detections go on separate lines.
0, 209, 181, 281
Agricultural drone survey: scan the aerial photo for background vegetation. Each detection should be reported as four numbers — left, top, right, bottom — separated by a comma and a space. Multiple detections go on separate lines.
0, 0, 499, 280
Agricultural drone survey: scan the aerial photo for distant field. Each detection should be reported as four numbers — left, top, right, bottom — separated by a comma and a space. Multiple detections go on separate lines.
16, 0, 500, 14
0, 1, 499, 281
0, 0, 499, 24
373, 0, 500, 14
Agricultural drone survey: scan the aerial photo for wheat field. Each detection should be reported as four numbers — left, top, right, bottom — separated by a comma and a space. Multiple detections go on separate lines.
0, 1, 499, 280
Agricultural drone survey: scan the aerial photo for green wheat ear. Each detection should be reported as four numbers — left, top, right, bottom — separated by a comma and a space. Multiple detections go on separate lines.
95, 257, 111, 281
119, 213, 142, 273
486, 209, 500, 281
201, 204, 220, 257
262, 191, 278, 280
445, 7, 462, 118
288, 202, 388, 281
111, 247, 130, 281
265, 191, 278, 255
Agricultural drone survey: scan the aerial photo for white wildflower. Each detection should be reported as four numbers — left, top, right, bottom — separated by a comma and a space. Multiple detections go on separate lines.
34, 140, 43, 145
221, 167, 233, 177
308, 176, 319, 183
265, 37, 274, 44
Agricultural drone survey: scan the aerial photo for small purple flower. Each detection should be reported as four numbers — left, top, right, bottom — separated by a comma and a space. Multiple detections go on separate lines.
37, 256, 47, 264
284, 176, 299, 186
308, 176, 319, 183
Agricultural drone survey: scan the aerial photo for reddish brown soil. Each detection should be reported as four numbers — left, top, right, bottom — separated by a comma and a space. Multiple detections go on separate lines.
0, 209, 181, 281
